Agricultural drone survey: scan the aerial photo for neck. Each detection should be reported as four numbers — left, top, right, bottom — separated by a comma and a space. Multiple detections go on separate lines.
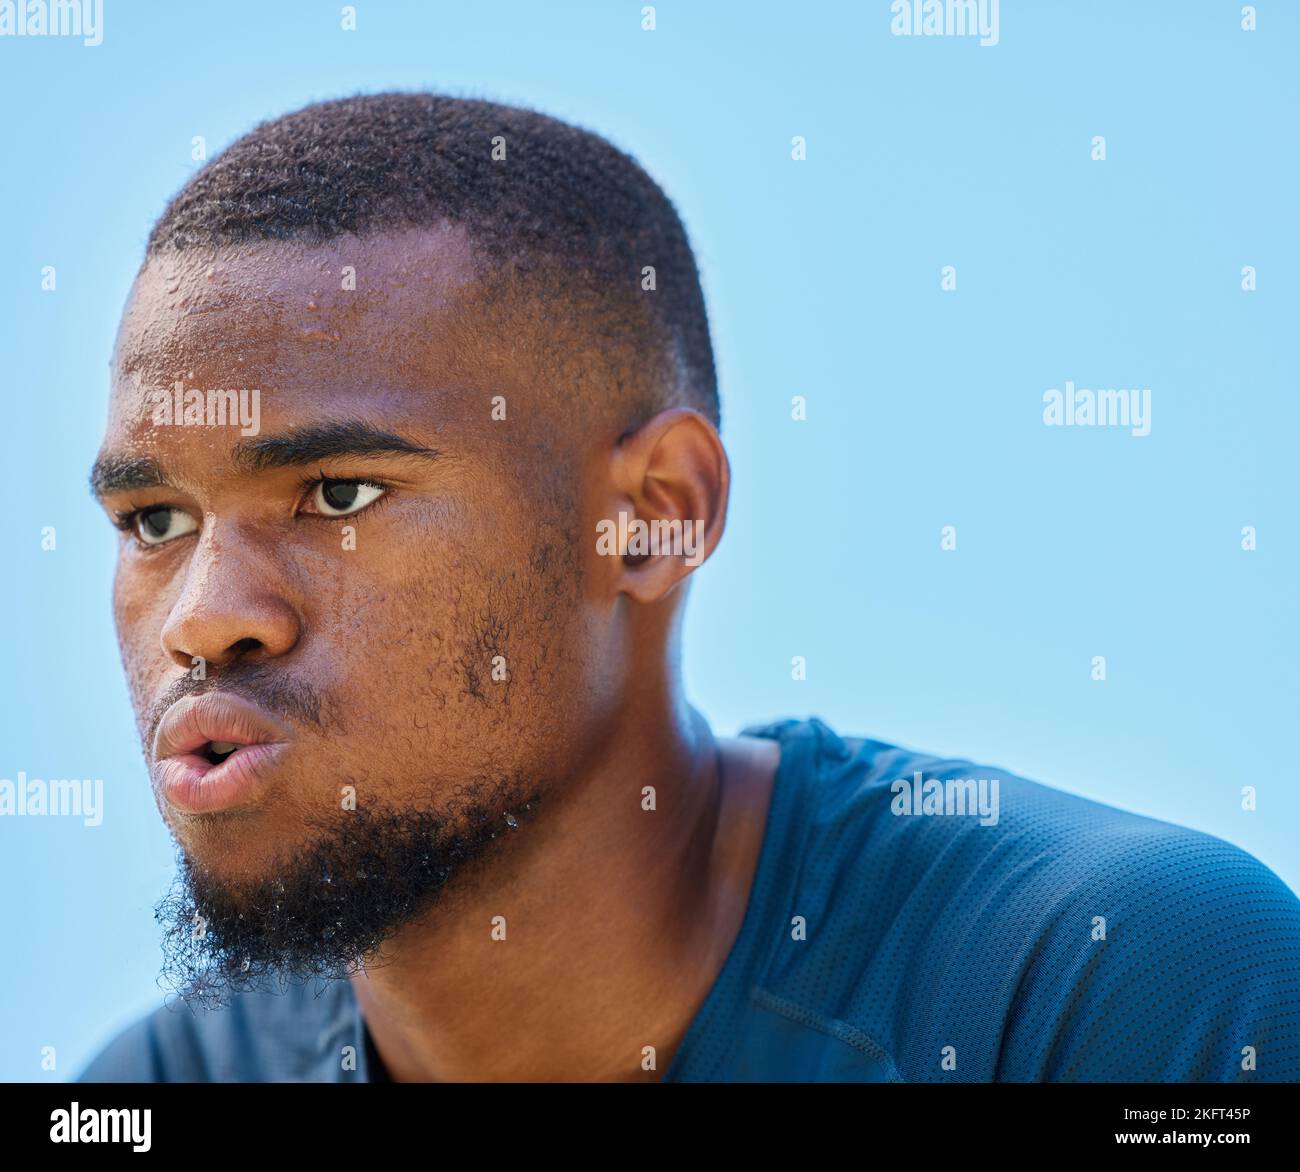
348, 694, 778, 1081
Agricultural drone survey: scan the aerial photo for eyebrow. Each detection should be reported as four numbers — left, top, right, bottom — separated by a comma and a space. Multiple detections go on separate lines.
233, 420, 441, 472
89, 420, 441, 498
88, 454, 166, 499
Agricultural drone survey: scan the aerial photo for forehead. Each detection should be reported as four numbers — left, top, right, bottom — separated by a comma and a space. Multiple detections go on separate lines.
110, 225, 503, 429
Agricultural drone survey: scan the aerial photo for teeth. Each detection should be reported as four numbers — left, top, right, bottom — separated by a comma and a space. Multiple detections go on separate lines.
209, 741, 240, 754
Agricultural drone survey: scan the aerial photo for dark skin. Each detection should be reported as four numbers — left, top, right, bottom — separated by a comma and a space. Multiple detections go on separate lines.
92, 224, 780, 1081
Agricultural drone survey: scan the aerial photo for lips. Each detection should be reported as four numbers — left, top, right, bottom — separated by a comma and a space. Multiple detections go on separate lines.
151, 692, 293, 814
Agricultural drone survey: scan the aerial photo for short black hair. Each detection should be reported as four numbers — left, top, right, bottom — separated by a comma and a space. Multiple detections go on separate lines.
147, 91, 719, 429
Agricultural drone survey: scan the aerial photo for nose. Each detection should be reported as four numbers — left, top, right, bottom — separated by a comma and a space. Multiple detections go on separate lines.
160, 520, 302, 670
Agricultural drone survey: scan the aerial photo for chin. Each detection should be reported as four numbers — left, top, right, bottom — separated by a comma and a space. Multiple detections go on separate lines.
170, 812, 319, 885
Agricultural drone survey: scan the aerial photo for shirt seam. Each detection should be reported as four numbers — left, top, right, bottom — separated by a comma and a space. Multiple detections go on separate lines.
749, 985, 905, 1081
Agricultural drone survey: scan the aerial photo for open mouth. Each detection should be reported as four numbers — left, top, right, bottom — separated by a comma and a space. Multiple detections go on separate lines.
152, 693, 294, 814
199, 740, 243, 766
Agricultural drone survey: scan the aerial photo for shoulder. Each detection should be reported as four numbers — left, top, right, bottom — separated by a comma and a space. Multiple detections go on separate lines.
76, 976, 361, 1083
764, 716, 1298, 924
747, 718, 1300, 1081
992, 814, 1300, 1081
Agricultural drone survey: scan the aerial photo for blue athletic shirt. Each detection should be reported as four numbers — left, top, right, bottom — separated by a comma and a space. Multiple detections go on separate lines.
78, 717, 1300, 1082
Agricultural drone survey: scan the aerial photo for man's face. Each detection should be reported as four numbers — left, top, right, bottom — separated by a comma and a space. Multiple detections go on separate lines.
95, 226, 616, 995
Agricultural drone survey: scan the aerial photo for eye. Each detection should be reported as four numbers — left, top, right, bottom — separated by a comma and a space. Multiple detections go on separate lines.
133, 506, 198, 546
309, 479, 386, 517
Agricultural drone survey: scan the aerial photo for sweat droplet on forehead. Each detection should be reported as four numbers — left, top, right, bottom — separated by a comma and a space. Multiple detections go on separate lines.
111, 231, 515, 434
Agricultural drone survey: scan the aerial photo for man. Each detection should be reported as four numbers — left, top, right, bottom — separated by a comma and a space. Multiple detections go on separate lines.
80, 93, 1300, 1083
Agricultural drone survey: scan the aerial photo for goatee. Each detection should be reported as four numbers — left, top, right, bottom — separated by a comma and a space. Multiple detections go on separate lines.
154, 780, 544, 1009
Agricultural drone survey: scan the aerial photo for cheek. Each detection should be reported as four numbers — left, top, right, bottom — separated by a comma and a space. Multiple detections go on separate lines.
299, 560, 474, 760
112, 560, 171, 710
309, 533, 587, 775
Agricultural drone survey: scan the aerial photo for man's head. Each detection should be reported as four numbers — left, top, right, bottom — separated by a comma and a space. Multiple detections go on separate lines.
90, 93, 728, 1004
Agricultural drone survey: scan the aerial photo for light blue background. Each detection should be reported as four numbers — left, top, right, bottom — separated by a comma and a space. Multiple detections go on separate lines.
1, 0, 1295, 1082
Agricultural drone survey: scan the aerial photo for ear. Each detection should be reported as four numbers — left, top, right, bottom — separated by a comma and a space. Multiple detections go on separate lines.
597, 407, 729, 604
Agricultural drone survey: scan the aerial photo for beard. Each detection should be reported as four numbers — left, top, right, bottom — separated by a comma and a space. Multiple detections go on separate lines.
154, 774, 546, 1009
